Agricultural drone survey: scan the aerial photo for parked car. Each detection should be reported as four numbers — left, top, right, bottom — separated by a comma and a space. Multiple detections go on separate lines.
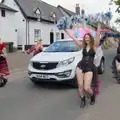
28, 39, 105, 86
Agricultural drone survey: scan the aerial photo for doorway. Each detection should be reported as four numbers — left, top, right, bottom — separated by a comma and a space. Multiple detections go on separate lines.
50, 32, 54, 44
61, 33, 64, 39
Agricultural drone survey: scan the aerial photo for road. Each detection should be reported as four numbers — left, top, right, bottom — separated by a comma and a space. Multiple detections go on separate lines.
0, 49, 119, 120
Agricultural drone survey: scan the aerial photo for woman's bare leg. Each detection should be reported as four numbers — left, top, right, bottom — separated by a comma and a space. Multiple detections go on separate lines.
84, 72, 96, 105
76, 67, 84, 97
84, 72, 93, 95
76, 67, 86, 108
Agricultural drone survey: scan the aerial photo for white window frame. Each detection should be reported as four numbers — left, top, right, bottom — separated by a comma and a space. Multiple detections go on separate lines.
34, 29, 41, 42
35, 8, 41, 18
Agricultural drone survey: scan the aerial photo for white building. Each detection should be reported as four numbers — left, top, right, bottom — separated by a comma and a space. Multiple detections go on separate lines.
1, 0, 75, 51
0, 3, 17, 50
1, 1, 110, 51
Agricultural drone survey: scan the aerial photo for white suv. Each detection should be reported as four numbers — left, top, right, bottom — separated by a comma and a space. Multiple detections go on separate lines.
28, 39, 105, 86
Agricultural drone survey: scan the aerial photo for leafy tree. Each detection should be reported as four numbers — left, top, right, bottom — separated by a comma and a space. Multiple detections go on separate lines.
110, 0, 120, 25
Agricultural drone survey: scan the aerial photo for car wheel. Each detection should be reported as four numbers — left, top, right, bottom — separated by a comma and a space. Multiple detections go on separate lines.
98, 58, 105, 74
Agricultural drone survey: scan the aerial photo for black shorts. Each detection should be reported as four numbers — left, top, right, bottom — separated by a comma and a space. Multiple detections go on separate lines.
77, 61, 95, 73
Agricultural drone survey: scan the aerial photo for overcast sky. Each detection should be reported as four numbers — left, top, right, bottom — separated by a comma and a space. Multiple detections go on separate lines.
0, 0, 117, 15
43, 0, 119, 28
43, 0, 111, 14
1, 0, 119, 28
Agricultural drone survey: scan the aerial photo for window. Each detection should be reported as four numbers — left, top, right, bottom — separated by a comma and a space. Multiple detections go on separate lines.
35, 9, 41, 15
56, 32, 60, 40
35, 8, 41, 18
34, 29, 41, 42
52, 13, 56, 19
1, 9, 5, 17
51, 12, 57, 23
44, 41, 82, 52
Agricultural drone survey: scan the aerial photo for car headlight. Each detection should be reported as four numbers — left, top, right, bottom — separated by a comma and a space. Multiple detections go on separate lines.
56, 70, 72, 78
57, 57, 75, 67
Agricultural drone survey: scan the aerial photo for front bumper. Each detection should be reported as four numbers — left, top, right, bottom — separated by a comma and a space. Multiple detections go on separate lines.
28, 65, 76, 82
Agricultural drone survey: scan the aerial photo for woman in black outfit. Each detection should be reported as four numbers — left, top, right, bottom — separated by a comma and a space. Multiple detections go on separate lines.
65, 25, 101, 108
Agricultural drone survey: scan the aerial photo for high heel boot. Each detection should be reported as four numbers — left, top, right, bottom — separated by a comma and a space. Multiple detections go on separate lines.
80, 96, 86, 108
90, 93, 95, 105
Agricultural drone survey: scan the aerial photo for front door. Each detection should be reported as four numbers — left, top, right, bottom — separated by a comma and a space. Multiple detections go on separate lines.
50, 32, 54, 44
61, 33, 64, 39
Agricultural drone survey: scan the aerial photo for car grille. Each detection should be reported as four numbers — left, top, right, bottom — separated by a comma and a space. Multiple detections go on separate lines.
32, 62, 58, 70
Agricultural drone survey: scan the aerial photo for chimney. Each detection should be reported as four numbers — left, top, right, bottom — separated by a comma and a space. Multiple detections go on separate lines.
76, 4, 80, 15
81, 9, 85, 15
81, 9, 85, 18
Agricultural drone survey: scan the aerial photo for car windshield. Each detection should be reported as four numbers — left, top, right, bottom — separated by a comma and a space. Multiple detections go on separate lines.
44, 40, 82, 52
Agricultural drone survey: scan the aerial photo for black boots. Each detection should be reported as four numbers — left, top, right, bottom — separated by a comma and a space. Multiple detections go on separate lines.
0, 77, 8, 87
80, 96, 86, 108
90, 93, 96, 105
80, 94, 96, 108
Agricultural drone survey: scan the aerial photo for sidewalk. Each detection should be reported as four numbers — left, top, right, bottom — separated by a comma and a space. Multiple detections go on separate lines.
7, 51, 32, 73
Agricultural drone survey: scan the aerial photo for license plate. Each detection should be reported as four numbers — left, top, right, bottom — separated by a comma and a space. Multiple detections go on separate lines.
36, 74, 49, 79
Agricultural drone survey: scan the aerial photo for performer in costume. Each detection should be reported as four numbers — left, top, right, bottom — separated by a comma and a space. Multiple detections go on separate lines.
65, 24, 101, 108
26, 40, 43, 56
0, 39, 10, 87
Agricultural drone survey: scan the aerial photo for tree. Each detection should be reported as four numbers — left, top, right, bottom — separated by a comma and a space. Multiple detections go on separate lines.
115, 3, 120, 14
112, 0, 120, 13
110, 0, 120, 25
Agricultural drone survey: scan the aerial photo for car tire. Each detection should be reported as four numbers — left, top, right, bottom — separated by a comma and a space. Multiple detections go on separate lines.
98, 58, 105, 74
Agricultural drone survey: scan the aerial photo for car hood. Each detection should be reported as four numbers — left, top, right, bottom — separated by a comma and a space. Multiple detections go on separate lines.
30, 51, 82, 62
